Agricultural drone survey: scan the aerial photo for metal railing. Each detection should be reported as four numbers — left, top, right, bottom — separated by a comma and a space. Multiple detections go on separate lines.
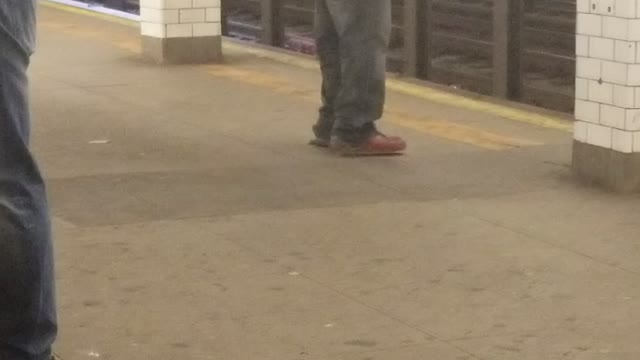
87, 0, 140, 13
87, 0, 577, 113
222, 0, 576, 113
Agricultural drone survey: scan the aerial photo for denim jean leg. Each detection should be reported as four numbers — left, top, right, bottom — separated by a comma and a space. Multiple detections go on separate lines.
0, 6, 57, 360
325, 0, 391, 143
313, 0, 341, 139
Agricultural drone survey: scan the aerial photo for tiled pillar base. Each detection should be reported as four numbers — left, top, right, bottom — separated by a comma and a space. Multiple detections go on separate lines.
140, 0, 223, 64
142, 35, 222, 64
572, 0, 640, 192
573, 140, 640, 192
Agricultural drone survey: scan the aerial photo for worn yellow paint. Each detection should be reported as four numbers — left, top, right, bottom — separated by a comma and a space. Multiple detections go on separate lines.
386, 111, 542, 150
41, 0, 554, 150
205, 66, 317, 101
226, 33, 571, 135
205, 66, 542, 150
224, 42, 319, 70
41, 1, 139, 27
222, 42, 572, 132
39, 21, 140, 53
386, 81, 572, 132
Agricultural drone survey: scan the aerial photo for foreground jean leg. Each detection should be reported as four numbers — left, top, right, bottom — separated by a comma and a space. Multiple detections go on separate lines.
0, 26, 57, 360
325, 0, 391, 143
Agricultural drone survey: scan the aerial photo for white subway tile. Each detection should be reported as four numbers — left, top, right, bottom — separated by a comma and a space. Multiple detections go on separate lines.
635, 85, 640, 106
589, 36, 615, 60
589, 80, 614, 103
577, 57, 602, 80
615, 40, 637, 63
614, 84, 636, 107
601, 104, 626, 128
141, 8, 179, 24
604, 16, 629, 39
626, 109, 640, 130
628, 19, 640, 41
180, 8, 206, 23
578, 13, 603, 36
193, 22, 221, 36
575, 99, 601, 123
615, 0, 637, 17
576, 35, 590, 57
591, 0, 615, 15
206, 7, 222, 22
627, 64, 640, 85
602, 60, 628, 84
587, 123, 613, 148
578, 0, 591, 13
634, 132, 640, 152
613, 129, 634, 152
193, 0, 220, 7
574, 121, 589, 142
576, 78, 590, 100
165, 0, 193, 9
141, 22, 166, 38
167, 23, 193, 37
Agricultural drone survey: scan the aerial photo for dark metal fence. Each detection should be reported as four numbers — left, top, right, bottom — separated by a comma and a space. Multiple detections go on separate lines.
222, 0, 576, 112
89, 0, 577, 113
88, 0, 140, 14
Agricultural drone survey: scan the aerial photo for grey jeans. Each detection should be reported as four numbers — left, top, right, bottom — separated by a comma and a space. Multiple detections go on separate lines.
0, 2, 57, 360
314, 0, 392, 143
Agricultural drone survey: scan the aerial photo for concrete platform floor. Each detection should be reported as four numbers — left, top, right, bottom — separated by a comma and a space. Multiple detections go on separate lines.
34, 3, 640, 360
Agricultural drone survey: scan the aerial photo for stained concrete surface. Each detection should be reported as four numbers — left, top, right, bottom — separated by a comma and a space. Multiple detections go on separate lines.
32, 5, 640, 360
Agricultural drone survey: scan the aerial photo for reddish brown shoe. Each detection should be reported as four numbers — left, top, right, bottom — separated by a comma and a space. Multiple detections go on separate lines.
330, 132, 407, 156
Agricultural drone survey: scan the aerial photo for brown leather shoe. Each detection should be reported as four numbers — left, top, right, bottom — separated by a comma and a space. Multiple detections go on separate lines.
330, 132, 407, 156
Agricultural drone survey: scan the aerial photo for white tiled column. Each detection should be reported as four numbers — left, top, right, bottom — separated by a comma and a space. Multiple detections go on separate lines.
140, 0, 222, 63
573, 0, 640, 191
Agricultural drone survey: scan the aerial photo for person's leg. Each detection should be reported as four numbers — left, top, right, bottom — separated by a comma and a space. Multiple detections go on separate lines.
0, 21, 57, 360
326, 0, 391, 144
311, 0, 341, 146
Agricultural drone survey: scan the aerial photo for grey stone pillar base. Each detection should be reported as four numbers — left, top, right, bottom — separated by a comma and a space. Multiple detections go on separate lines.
142, 36, 223, 64
572, 140, 640, 192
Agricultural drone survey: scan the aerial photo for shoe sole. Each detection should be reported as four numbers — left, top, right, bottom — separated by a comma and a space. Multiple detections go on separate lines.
330, 145, 405, 157
312, 139, 406, 156
337, 150, 405, 157
309, 138, 330, 148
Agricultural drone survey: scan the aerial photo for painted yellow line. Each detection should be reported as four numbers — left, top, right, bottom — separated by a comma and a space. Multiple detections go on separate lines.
387, 111, 542, 150
223, 43, 572, 132
41, 1, 138, 27
39, 19, 141, 53
204, 66, 542, 150
386, 81, 572, 132
223, 42, 319, 70
205, 66, 316, 100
